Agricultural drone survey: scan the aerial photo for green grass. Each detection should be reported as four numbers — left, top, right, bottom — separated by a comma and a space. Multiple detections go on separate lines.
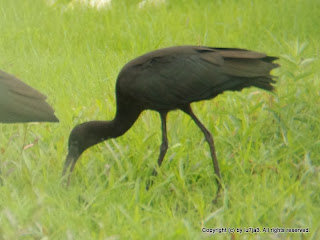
0, 0, 319, 239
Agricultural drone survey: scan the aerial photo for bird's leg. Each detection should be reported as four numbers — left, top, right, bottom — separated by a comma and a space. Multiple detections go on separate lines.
156, 111, 169, 169
146, 111, 168, 190
181, 105, 222, 198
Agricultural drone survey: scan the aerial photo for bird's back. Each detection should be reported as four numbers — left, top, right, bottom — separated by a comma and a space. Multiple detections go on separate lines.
0, 70, 59, 123
116, 46, 279, 110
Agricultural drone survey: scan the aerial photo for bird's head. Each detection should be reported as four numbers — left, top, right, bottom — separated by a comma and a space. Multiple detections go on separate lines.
62, 122, 111, 185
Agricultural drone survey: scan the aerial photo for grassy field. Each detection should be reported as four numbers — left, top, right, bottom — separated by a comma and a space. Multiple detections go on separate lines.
0, 0, 319, 239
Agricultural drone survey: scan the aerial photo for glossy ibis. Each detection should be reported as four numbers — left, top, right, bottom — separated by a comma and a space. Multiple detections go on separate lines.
62, 46, 278, 195
0, 70, 58, 123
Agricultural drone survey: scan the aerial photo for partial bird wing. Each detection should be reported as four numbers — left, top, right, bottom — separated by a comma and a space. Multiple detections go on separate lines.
0, 70, 59, 123
117, 46, 278, 110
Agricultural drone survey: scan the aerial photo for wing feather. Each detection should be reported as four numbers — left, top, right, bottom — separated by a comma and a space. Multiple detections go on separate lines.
117, 46, 278, 110
0, 70, 59, 123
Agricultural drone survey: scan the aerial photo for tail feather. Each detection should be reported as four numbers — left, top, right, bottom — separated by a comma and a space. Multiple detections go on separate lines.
250, 76, 276, 91
217, 50, 279, 92
210, 52, 279, 95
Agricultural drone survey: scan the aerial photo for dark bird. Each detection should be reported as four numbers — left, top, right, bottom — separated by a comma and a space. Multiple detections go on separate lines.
0, 70, 59, 123
62, 46, 278, 195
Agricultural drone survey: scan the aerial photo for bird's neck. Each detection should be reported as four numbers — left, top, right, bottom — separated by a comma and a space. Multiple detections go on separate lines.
108, 107, 141, 138
83, 105, 141, 149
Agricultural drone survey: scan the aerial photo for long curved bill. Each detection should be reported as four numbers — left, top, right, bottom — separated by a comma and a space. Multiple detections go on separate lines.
61, 145, 80, 186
